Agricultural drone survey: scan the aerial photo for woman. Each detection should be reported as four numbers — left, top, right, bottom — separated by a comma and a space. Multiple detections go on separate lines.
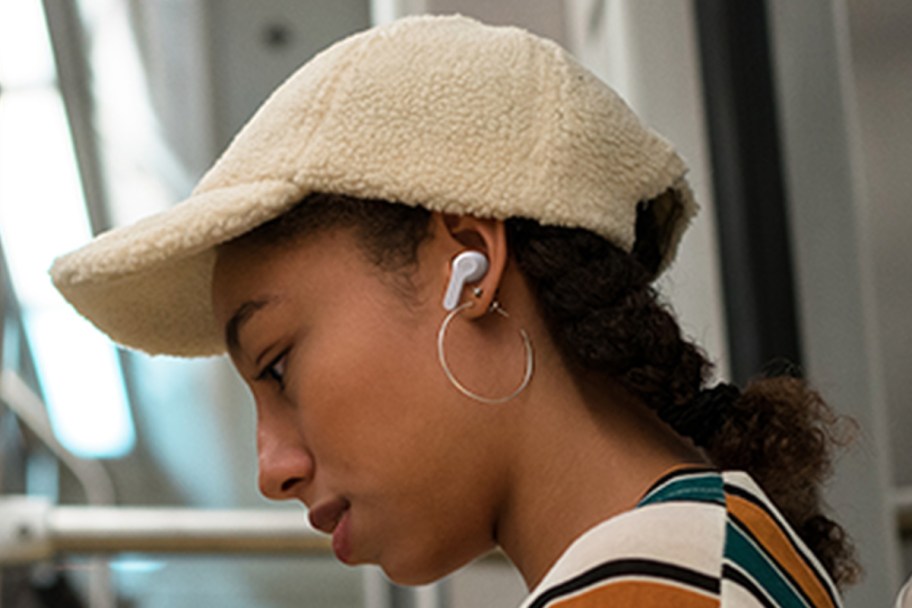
52, 15, 857, 607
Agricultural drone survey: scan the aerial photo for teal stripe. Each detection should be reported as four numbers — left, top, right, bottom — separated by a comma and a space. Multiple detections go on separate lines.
638, 472, 725, 507
725, 521, 810, 608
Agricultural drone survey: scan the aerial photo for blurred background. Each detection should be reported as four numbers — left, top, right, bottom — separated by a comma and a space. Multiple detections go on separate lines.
0, 0, 908, 606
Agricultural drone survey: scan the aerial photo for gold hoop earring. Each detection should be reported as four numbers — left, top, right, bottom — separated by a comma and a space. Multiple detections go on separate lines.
436, 301, 534, 404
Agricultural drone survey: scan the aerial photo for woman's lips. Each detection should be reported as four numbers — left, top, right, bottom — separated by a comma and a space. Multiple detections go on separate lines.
308, 496, 350, 534
331, 508, 353, 564
308, 497, 354, 563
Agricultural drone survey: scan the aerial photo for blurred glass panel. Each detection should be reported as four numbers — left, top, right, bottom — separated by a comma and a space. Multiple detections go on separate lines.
0, 90, 90, 304
24, 307, 133, 458
0, 11, 135, 459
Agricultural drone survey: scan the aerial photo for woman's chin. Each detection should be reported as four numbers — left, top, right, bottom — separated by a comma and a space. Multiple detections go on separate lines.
376, 552, 467, 587
379, 563, 445, 587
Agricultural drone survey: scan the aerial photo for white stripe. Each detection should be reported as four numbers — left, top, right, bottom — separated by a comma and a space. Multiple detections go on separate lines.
722, 576, 772, 608
520, 501, 726, 608
895, 577, 912, 608
724, 559, 780, 608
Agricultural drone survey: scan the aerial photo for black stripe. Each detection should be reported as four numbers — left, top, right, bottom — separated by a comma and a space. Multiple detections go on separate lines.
527, 559, 719, 608
725, 483, 839, 607
729, 513, 817, 608
723, 563, 778, 608
724, 483, 774, 513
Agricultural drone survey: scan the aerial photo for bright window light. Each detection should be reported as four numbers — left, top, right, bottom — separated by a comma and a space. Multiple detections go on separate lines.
24, 308, 134, 458
0, 0, 55, 87
0, 1, 135, 459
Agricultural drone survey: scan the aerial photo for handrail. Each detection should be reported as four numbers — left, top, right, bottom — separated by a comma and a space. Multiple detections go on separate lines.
0, 497, 327, 564
50, 505, 326, 555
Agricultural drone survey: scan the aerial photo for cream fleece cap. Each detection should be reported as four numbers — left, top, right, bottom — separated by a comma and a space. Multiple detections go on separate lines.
51, 14, 697, 357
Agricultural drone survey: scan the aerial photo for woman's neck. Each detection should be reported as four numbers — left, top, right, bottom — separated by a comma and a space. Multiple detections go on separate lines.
493, 368, 705, 590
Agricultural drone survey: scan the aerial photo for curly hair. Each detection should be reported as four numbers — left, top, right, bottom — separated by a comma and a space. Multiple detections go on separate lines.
506, 214, 859, 588
229, 191, 860, 587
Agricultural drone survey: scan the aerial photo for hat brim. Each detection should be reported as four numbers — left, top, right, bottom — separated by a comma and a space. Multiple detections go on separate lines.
51, 179, 305, 356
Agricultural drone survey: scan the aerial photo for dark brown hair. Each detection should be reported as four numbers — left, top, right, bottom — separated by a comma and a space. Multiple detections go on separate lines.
229, 191, 859, 587
506, 214, 859, 588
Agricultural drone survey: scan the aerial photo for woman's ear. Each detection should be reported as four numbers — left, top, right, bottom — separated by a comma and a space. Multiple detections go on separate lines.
434, 213, 508, 319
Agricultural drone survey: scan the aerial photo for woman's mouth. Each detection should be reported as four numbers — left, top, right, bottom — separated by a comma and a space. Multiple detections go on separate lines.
331, 508, 353, 563
308, 497, 353, 563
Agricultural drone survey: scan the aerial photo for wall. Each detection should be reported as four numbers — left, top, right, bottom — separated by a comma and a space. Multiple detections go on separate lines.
845, 0, 912, 586
767, 0, 905, 604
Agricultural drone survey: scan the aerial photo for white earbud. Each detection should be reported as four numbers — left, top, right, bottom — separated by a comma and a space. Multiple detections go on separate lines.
443, 251, 489, 311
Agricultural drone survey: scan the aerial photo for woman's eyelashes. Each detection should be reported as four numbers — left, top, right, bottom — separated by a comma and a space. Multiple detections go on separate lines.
257, 350, 289, 390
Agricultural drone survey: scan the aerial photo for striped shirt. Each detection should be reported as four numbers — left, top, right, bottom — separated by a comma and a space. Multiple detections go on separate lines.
519, 468, 842, 608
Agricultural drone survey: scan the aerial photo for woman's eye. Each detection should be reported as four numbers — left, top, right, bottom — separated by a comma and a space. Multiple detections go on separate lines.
258, 352, 288, 389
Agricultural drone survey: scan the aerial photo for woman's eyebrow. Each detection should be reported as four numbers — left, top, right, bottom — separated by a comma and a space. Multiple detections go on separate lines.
224, 297, 275, 354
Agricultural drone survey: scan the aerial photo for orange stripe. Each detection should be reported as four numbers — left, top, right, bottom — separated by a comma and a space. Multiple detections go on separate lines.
550, 579, 718, 608
727, 494, 835, 608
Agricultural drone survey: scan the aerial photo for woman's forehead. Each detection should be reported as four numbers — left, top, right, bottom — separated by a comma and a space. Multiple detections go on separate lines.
213, 230, 336, 311
211, 226, 395, 318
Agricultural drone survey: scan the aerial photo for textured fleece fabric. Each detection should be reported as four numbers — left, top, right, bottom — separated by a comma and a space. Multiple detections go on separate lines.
50, 14, 698, 356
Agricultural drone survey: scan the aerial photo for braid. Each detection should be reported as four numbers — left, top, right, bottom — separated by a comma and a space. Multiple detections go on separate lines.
507, 218, 707, 415
505, 214, 859, 588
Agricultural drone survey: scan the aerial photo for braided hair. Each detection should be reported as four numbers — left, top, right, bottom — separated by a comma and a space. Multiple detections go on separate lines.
506, 211, 859, 588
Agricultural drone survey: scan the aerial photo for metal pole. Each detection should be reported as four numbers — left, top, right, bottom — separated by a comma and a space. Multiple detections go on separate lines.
0, 498, 328, 564
412, 582, 445, 608
40, 0, 111, 235
363, 567, 392, 608
48, 506, 327, 555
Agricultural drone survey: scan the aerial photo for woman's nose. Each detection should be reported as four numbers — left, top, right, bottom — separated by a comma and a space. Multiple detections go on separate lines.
256, 404, 314, 500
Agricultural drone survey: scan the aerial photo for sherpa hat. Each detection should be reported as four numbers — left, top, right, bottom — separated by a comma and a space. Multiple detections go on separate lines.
51, 14, 697, 357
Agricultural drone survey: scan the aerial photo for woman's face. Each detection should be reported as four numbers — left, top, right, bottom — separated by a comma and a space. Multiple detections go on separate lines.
211, 226, 510, 584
